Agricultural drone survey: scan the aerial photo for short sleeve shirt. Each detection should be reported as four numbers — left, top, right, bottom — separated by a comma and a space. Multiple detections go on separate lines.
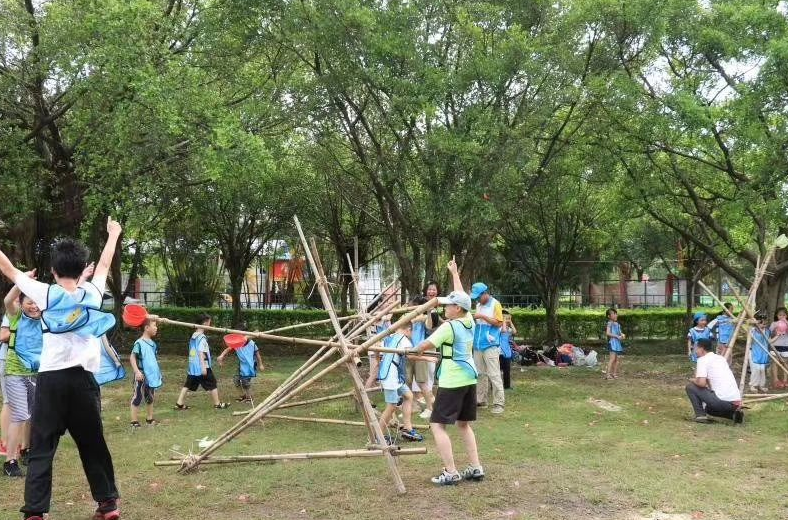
427, 314, 476, 388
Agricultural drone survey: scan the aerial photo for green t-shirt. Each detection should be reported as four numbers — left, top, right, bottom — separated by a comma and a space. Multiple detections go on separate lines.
5, 312, 35, 377
427, 314, 477, 388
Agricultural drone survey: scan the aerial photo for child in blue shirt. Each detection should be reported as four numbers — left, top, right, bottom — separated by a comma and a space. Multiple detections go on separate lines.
709, 302, 736, 358
218, 327, 264, 403
499, 310, 516, 389
749, 314, 772, 393
175, 314, 229, 410
377, 324, 423, 443
687, 313, 713, 364
605, 308, 625, 379
129, 319, 162, 428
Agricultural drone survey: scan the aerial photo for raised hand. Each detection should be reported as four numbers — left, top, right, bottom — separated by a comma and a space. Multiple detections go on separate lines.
107, 216, 122, 236
447, 256, 458, 275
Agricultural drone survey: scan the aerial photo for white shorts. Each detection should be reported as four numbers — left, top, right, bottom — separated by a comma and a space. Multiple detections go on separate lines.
779, 351, 788, 359
5, 375, 36, 422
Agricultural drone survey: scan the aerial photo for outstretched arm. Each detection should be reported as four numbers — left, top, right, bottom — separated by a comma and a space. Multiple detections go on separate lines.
447, 257, 463, 293
3, 269, 36, 316
94, 217, 122, 283
0, 249, 22, 284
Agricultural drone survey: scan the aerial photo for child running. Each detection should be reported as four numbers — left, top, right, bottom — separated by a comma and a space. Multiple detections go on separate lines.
129, 318, 162, 428
217, 329, 264, 403
499, 310, 516, 389
708, 302, 736, 359
377, 323, 423, 443
605, 308, 625, 379
749, 314, 772, 393
687, 312, 712, 364
0, 217, 122, 520
769, 307, 788, 389
175, 314, 230, 410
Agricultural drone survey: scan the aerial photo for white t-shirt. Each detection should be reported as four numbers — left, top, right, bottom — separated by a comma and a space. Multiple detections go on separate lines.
381, 336, 412, 390
695, 352, 741, 402
14, 272, 107, 373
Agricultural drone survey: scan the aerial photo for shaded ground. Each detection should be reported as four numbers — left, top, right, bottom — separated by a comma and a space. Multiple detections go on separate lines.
1, 352, 785, 520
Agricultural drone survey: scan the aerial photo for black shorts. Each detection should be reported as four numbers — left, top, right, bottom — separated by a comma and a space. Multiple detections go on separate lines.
430, 384, 477, 425
234, 375, 253, 390
184, 368, 218, 391
131, 380, 155, 406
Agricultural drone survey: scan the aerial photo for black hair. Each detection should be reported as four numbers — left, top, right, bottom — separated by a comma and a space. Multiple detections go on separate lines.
695, 338, 713, 352
502, 309, 511, 316
605, 308, 617, 319
775, 307, 788, 321
755, 313, 767, 321
423, 280, 441, 296
196, 313, 212, 325
410, 295, 428, 305
723, 302, 733, 310
50, 238, 89, 279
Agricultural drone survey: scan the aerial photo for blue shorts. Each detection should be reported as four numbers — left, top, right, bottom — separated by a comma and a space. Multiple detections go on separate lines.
383, 383, 411, 405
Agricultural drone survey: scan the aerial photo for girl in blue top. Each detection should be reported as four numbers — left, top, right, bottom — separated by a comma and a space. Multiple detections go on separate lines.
708, 302, 736, 358
687, 313, 712, 364
605, 308, 625, 380
499, 310, 516, 389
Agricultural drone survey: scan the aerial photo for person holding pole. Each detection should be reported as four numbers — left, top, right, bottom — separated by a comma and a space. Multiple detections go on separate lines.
414, 258, 484, 485
685, 338, 744, 424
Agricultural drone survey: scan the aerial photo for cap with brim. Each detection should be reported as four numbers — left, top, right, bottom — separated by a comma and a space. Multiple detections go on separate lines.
438, 291, 472, 311
470, 282, 488, 300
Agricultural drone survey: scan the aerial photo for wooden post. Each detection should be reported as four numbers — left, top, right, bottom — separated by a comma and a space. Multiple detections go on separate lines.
739, 329, 753, 393
295, 218, 407, 495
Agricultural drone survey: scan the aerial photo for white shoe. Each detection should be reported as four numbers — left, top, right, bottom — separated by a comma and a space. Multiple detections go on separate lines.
419, 409, 432, 420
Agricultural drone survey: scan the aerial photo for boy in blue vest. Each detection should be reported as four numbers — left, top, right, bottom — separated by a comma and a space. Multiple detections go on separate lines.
175, 314, 229, 410
377, 323, 423, 443
217, 328, 264, 403
0, 217, 122, 520
708, 303, 736, 359
129, 319, 162, 428
470, 281, 505, 414
415, 258, 483, 485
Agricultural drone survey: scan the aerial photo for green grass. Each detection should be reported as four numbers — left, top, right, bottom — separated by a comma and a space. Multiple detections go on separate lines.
2, 352, 787, 520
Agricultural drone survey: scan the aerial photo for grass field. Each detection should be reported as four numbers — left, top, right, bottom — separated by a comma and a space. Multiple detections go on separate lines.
2, 352, 787, 520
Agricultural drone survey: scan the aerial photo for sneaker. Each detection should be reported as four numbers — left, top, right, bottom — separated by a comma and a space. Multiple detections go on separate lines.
431, 469, 461, 486
174, 403, 190, 410
214, 403, 230, 409
733, 409, 744, 425
419, 408, 432, 420
20, 448, 29, 466
399, 428, 424, 442
93, 499, 120, 520
130, 421, 141, 430
490, 405, 505, 415
460, 465, 485, 482
693, 415, 712, 424
145, 419, 159, 426
3, 460, 23, 477
383, 434, 397, 446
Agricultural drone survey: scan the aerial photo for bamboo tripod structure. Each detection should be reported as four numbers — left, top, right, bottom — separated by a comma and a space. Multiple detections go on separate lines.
156, 216, 437, 495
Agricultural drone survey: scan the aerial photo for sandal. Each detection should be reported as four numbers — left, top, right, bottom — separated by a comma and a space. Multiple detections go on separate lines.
214, 403, 230, 409
174, 403, 190, 410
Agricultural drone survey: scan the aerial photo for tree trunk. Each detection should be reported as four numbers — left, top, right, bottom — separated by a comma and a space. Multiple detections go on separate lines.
756, 271, 788, 321
618, 262, 631, 308
544, 285, 561, 343
229, 271, 244, 327
123, 243, 144, 298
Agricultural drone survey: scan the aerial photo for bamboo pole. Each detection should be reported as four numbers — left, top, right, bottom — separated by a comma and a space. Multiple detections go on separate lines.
739, 329, 753, 393
743, 393, 781, 398
232, 387, 382, 415
297, 221, 406, 494
743, 394, 788, 404
265, 414, 430, 430
155, 447, 428, 467
725, 249, 775, 362
697, 280, 749, 362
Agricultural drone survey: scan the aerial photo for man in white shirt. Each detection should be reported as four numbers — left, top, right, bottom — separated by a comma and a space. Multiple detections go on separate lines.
685, 338, 743, 424
0, 217, 123, 520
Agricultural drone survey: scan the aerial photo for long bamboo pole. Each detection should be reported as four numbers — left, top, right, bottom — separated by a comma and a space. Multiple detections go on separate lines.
743, 394, 788, 404
232, 387, 382, 415
156, 447, 427, 467
739, 329, 753, 393
298, 221, 406, 494
265, 414, 429, 430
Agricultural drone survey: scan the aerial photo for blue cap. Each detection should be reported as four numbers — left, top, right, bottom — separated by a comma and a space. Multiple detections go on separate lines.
470, 283, 488, 300
693, 312, 707, 322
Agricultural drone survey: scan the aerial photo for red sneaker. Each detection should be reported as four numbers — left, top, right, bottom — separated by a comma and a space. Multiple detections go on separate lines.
93, 499, 120, 520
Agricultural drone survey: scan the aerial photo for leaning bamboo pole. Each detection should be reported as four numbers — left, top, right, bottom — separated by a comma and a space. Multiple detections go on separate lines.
743, 394, 788, 404
232, 387, 382, 415
156, 447, 427, 467
265, 414, 430, 430
739, 329, 754, 393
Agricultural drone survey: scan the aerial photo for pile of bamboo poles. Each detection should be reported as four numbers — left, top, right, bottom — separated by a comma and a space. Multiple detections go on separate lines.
153, 216, 436, 495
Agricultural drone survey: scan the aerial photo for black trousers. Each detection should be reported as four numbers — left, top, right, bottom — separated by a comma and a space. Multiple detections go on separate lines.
22, 367, 119, 516
500, 355, 512, 389
684, 383, 736, 419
